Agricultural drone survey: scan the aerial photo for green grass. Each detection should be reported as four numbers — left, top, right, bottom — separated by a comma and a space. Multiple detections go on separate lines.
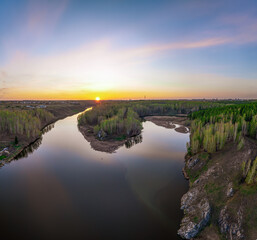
0, 155, 6, 160
199, 152, 210, 161
232, 173, 242, 191
245, 202, 257, 231
187, 152, 211, 184
187, 161, 209, 184
193, 216, 199, 223
204, 182, 226, 211
204, 182, 223, 194
239, 184, 257, 195
115, 135, 126, 141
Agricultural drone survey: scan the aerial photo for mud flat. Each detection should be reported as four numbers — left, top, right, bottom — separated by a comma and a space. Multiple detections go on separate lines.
144, 116, 189, 133
78, 125, 126, 153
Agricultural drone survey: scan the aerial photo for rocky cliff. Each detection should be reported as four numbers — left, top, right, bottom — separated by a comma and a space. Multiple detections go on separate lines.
178, 138, 257, 240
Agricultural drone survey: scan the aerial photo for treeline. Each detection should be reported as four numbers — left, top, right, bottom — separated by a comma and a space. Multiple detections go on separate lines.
0, 109, 54, 139
128, 100, 228, 116
188, 102, 257, 155
77, 100, 239, 139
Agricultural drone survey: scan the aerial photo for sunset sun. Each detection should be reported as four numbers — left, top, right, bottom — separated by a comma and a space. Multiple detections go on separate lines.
95, 97, 100, 101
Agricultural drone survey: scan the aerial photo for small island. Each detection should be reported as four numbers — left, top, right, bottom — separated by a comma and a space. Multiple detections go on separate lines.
77, 102, 143, 153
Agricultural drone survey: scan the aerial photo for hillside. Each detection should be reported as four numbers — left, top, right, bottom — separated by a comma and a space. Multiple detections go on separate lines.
179, 102, 257, 240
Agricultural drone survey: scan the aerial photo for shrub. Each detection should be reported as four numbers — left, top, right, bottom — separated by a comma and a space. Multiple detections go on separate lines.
246, 157, 257, 184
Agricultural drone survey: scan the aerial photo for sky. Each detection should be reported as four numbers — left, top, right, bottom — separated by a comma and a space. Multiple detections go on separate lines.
0, 0, 257, 100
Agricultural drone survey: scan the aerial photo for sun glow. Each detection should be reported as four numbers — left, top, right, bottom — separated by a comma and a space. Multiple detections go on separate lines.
95, 97, 100, 101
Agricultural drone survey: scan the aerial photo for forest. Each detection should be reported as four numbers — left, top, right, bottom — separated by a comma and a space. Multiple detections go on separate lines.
0, 109, 54, 139
78, 103, 143, 138
0, 101, 93, 144
77, 100, 244, 139
188, 102, 257, 155
0, 101, 93, 164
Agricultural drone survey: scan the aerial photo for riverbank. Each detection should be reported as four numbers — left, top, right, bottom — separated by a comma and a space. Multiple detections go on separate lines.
178, 138, 257, 240
144, 116, 190, 133
0, 102, 93, 168
145, 114, 257, 239
78, 124, 126, 153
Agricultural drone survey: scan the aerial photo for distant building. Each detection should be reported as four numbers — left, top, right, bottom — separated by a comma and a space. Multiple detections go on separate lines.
37, 105, 46, 108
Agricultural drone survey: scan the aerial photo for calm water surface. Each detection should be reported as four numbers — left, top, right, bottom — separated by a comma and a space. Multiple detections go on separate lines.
0, 112, 189, 240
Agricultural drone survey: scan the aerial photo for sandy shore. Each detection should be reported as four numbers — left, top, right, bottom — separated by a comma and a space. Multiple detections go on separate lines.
144, 116, 190, 133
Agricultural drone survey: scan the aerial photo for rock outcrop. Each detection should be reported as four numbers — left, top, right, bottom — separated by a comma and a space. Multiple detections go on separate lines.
178, 187, 211, 239
0, 147, 10, 156
226, 182, 234, 198
219, 206, 244, 240
187, 157, 200, 169
179, 137, 257, 239
97, 129, 107, 140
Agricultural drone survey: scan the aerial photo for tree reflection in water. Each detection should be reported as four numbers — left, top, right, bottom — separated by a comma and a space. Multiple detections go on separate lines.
15, 124, 55, 160
125, 134, 143, 149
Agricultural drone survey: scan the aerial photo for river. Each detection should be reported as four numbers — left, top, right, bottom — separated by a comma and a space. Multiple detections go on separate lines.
0, 111, 189, 240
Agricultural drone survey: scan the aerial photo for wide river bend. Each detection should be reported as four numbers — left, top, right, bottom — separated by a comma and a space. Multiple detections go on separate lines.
0, 111, 189, 240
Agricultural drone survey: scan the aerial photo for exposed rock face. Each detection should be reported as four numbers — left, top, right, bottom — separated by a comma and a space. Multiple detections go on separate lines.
226, 182, 234, 198
219, 206, 244, 240
181, 187, 200, 210
178, 187, 211, 239
0, 147, 10, 156
97, 129, 107, 140
180, 138, 257, 239
187, 157, 200, 169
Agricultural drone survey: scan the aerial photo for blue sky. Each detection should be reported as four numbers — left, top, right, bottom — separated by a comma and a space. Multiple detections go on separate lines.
0, 0, 257, 99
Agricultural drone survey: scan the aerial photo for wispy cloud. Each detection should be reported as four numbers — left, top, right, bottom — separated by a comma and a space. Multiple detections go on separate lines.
1, 30, 256, 99
2, 0, 69, 62
2, 36, 230, 82
210, 13, 257, 44
122, 38, 229, 58
26, 0, 68, 37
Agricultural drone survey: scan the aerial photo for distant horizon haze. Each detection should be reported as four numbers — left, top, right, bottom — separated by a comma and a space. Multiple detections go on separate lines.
1, 98, 256, 101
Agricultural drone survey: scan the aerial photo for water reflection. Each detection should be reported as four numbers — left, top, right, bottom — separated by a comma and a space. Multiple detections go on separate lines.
125, 134, 143, 149
42, 123, 55, 134
15, 123, 55, 160
0, 114, 188, 240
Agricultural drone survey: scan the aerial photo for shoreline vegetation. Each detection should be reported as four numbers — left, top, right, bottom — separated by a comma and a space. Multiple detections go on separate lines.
0, 101, 95, 168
